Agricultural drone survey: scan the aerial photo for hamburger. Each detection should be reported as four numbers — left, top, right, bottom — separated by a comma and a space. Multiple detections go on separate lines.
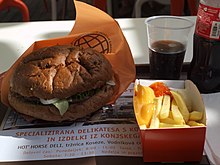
8, 45, 117, 122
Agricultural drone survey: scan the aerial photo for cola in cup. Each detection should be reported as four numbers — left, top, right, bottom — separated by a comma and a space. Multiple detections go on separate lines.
149, 40, 186, 79
145, 16, 194, 80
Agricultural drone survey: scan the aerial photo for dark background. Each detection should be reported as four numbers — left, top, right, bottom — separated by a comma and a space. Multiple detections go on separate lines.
0, 0, 195, 22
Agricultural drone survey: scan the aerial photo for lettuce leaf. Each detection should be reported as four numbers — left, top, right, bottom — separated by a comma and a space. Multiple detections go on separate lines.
53, 100, 69, 116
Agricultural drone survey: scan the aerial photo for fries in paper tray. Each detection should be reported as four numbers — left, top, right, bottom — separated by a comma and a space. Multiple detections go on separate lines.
133, 79, 206, 162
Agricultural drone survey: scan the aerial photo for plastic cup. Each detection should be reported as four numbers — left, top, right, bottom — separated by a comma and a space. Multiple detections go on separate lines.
145, 16, 194, 80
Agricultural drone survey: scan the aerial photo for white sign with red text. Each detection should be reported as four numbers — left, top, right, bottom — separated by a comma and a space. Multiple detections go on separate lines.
0, 123, 142, 162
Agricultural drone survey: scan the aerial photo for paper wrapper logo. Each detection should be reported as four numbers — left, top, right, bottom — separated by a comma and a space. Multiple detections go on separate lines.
73, 32, 111, 54
0, 0, 136, 106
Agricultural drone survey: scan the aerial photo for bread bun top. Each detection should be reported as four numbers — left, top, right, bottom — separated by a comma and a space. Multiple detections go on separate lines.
10, 45, 114, 99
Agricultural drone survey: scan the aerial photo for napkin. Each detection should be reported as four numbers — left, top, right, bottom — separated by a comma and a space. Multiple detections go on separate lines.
0, 0, 136, 106
202, 93, 220, 165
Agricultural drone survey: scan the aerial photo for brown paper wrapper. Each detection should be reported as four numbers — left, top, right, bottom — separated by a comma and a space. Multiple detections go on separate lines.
0, 1, 136, 106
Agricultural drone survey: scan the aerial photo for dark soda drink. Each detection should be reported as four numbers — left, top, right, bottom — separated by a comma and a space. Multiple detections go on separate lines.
187, 1, 220, 93
188, 34, 220, 93
149, 40, 186, 80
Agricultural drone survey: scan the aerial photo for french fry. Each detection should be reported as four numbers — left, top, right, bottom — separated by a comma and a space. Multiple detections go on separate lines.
159, 123, 190, 128
160, 118, 177, 125
171, 91, 189, 122
159, 95, 170, 119
139, 125, 147, 130
134, 83, 155, 114
187, 121, 205, 127
150, 103, 160, 128
134, 83, 156, 127
140, 103, 154, 127
149, 115, 160, 128
154, 96, 163, 116
189, 111, 203, 121
136, 84, 155, 104
135, 113, 146, 126
133, 97, 141, 114
168, 110, 174, 119
175, 89, 192, 112
171, 100, 185, 125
